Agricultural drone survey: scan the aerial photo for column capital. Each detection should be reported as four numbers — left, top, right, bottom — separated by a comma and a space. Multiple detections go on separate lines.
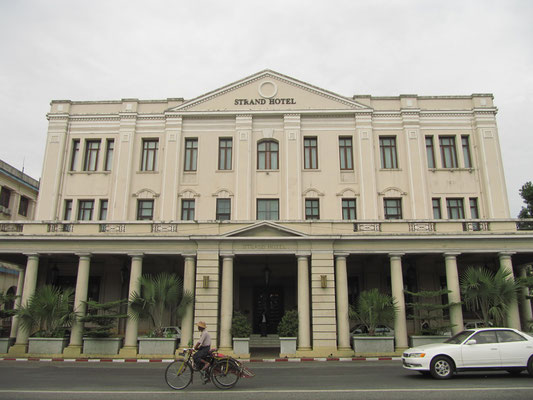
183, 253, 196, 259
75, 253, 92, 259
23, 253, 39, 259
128, 253, 144, 259
296, 251, 311, 258
220, 252, 235, 259
444, 252, 461, 258
498, 251, 516, 258
334, 252, 350, 258
389, 252, 405, 259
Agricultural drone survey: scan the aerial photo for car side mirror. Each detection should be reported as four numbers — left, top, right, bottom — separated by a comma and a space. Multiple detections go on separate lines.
466, 339, 477, 345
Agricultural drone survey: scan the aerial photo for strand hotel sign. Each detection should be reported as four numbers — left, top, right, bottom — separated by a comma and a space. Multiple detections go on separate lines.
234, 80, 296, 106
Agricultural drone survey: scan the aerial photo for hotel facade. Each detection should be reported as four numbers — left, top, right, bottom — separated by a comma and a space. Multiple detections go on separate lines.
2, 70, 533, 357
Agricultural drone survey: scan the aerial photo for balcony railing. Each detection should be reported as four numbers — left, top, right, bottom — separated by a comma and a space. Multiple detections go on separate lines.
0, 223, 23, 232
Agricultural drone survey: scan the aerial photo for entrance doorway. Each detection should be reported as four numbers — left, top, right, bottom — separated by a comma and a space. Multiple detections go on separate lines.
253, 287, 284, 335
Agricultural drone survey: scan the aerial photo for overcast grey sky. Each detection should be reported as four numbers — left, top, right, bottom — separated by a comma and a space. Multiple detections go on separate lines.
1, 0, 531, 216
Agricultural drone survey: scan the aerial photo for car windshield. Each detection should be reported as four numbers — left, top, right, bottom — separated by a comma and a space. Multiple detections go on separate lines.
444, 330, 474, 344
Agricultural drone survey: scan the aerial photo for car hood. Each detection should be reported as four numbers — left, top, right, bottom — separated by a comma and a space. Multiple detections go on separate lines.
405, 342, 456, 353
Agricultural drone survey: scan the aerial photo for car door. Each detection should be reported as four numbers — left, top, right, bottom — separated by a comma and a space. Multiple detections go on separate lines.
461, 330, 501, 368
496, 330, 532, 367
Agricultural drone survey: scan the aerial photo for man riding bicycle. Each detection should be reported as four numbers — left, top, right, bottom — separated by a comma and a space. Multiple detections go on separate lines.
193, 321, 211, 382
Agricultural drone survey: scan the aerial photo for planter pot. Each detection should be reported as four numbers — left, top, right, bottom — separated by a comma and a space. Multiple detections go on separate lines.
83, 337, 123, 355
232, 337, 250, 356
138, 337, 177, 355
28, 337, 69, 354
352, 336, 395, 354
279, 337, 297, 356
409, 335, 450, 348
0, 338, 15, 353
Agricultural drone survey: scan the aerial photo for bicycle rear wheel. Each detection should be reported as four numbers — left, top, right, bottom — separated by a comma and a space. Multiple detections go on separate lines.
211, 359, 240, 389
165, 360, 193, 390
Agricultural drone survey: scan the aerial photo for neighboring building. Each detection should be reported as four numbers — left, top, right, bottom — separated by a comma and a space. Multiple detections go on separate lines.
0, 159, 39, 222
1, 70, 532, 358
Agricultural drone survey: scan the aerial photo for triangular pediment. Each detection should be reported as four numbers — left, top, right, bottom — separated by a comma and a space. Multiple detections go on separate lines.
225, 221, 307, 238
168, 70, 371, 113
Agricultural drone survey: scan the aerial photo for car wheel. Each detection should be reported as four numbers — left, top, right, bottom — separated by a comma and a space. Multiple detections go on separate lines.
528, 356, 533, 377
430, 356, 454, 379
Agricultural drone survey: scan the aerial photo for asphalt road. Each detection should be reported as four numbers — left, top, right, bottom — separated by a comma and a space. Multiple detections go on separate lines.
1, 360, 533, 400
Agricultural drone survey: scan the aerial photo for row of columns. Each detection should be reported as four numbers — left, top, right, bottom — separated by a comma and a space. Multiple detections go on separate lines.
7, 251, 531, 356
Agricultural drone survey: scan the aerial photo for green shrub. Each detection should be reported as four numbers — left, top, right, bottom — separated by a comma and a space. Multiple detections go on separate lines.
80, 299, 127, 338
231, 311, 252, 338
349, 289, 397, 336
278, 310, 298, 337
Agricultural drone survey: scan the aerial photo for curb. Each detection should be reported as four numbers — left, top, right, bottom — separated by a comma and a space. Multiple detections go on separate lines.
0, 357, 401, 363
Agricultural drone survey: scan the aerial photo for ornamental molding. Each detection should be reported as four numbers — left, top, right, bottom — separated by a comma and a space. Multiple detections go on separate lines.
132, 188, 160, 199
178, 189, 201, 198
302, 187, 325, 197
378, 186, 407, 197
212, 188, 234, 198
336, 188, 359, 197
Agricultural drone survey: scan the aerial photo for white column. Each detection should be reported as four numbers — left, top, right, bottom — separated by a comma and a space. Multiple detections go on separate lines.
9, 267, 25, 339
335, 254, 351, 350
519, 266, 533, 327
297, 255, 311, 351
120, 254, 143, 356
218, 255, 234, 351
499, 252, 521, 330
444, 253, 464, 334
64, 254, 91, 355
9, 254, 39, 355
180, 255, 196, 349
389, 253, 408, 349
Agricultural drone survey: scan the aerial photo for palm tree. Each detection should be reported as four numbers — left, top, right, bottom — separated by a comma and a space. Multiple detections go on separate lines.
460, 266, 521, 326
15, 285, 76, 338
128, 272, 193, 337
349, 289, 397, 336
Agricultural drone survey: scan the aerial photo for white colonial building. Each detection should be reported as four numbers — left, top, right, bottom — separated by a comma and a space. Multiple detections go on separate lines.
1, 70, 532, 358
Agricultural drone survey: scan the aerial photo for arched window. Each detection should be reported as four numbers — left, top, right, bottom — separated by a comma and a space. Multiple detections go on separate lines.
257, 140, 279, 170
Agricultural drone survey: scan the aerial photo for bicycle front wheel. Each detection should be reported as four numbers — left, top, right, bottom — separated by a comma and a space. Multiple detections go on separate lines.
165, 360, 193, 390
211, 359, 240, 389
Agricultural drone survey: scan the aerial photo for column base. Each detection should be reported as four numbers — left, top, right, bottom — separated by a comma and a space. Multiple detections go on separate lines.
8, 343, 28, 356
63, 345, 82, 357
119, 346, 138, 358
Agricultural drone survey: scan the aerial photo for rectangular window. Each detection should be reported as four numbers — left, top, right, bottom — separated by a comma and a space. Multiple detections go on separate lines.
305, 198, 319, 220
446, 198, 464, 219
469, 198, 479, 219
432, 198, 442, 219
63, 200, 73, 220
184, 138, 198, 171
83, 140, 101, 171
99, 199, 108, 220
304, 137, 318, 169
77, 200, 94, 221
379, 137, 398, 169
18, 196, 29, 217
137, 199, 154, 220
218, 138, 233, 170
0, 186, 11, 208
70, 139, 80, 171
216, 198, 231, 220
384, 198, 402, 219
257, 199, 279, 220
141, 139, 158, 171
342, 198, 357, 220
439, 136, 458, 168
462, 135, 472, 168
339, 137, 353, 170
181, 199, 195, 220
104, 139, 114, 171
425, 136, 435, 168
257, 140, 279, 170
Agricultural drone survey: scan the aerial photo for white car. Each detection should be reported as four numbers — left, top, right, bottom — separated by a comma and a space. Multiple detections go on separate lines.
402, 328, 533, 379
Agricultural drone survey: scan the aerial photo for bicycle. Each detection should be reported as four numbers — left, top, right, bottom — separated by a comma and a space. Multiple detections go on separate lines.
165, 348, 255, 390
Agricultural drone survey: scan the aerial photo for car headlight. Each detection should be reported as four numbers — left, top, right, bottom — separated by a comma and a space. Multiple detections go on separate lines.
406, 353, 426, 358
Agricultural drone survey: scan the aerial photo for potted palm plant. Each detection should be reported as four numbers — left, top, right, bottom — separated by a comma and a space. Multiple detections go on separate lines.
129, 272, 192, 355
0, 290, 16, 353
231, 311, 252, 356
349, 289, 397, 354
278, 309, 298, 357
460, 266, 521, 327
15, 285, 76, 354
80, 298, 127, 355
